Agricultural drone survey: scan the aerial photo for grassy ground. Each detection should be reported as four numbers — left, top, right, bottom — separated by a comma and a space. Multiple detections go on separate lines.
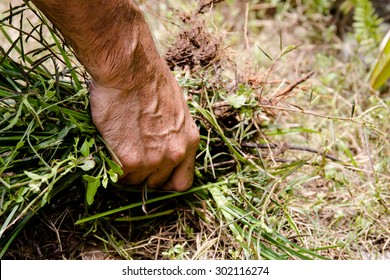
0, 0, 389, 260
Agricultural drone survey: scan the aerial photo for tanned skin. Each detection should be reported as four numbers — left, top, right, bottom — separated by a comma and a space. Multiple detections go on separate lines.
30, 0, 200, 191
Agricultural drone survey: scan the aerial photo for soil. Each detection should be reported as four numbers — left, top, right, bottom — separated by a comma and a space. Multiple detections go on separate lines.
165, 1, 223, 71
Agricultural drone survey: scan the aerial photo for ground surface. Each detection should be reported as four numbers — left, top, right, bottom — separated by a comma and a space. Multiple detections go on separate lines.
1, 0, 389, 260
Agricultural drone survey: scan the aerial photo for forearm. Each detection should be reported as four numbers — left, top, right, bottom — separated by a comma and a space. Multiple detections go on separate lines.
31, 0, 160, 88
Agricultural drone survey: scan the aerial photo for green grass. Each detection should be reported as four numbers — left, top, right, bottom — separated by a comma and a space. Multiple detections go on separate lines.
1, 0, 389, 260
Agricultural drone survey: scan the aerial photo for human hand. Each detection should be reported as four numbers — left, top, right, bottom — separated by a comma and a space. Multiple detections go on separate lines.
89, 62, 199, 191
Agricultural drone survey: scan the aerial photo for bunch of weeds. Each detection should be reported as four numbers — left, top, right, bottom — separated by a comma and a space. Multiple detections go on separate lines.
0, 3, 123, 257
3, 0, 387, 260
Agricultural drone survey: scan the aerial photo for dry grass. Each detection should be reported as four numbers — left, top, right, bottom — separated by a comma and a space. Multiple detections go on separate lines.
138, 0, 390, 260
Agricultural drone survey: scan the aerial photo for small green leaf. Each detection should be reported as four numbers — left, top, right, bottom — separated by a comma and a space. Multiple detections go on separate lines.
16, 187, 29, 203
257, 45, 273, 61
58, 123, 76, 139
0, 101, 23, 133
79, 158, 96, 171
1, 200, 11, 212
24, 171, 43, 181
102, 175, 109, 188
28, 182, 42, 193
278, 44, 298, 59
105, 158, 123, 176
15, 141, 25, 150
108, 169, 118, 183
44, 90, 56, 100
41, 192, 49, 207
80, 138, 94, 158
83, 175, 101, 205
226, 94, 247, 109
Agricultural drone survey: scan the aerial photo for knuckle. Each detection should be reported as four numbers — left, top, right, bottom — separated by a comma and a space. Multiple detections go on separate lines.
174, 183, 192, 192
123, 176, 145, 186
147, 156, 164, 169
188, 124, 200, 146
191, 130, 200, 146
169, 174, 194, 192
123, 156, 161, 172
169, 148, 186, 164
120, 156, 141, 170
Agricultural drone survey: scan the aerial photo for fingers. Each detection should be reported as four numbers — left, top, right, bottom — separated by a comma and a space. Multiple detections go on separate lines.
121, 163, 173, 188
119, 150, 196, 191
161, 150, 197, 192
118, 124, 199, 191
146, 166, 174, 189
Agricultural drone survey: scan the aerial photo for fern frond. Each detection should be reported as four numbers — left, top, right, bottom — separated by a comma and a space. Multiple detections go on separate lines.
352, 0, 383, 49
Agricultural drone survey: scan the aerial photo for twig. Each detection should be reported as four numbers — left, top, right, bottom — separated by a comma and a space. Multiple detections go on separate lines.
197, 0, 224, 14
271, 71, 315, 103
244, 2, 250, 52
241, 142, 341, 162
142, 181, 148, 215
341, 165, 390, 180
258, 104, 383, 135
362, 126, 377, 183
196, 141, 342, 172
155, 227, 163, 260
196, 160, 236, 170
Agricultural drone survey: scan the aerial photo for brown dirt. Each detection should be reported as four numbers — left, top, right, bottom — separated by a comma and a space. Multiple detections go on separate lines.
165, 1, 223, 71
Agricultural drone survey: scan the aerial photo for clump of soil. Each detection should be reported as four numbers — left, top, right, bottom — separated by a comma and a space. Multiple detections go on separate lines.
165, 1, 223, 71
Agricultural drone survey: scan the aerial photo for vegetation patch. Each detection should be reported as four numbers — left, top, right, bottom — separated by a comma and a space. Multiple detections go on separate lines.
0, 0, 389, 259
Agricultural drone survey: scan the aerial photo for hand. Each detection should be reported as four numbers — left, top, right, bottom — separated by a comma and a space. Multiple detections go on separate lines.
89, 60, 200, 191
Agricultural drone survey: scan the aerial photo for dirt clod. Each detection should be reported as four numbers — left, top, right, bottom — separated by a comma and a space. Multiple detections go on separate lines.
165, 1, 223, 71
165, 20, 221, 71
